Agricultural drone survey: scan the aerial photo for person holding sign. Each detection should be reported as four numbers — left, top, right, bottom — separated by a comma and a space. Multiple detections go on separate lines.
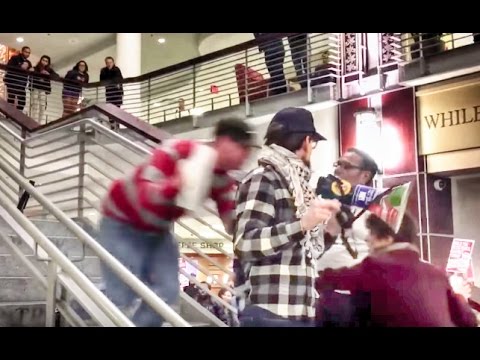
315, 213, 477, 327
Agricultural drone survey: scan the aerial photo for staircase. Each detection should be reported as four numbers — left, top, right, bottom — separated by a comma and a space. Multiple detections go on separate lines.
0, 104, 235, 327
0, 217, 102, 326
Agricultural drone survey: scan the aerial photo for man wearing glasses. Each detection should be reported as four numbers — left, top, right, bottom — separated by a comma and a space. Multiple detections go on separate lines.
318, 148, 379, 269
316, 148, 378, 327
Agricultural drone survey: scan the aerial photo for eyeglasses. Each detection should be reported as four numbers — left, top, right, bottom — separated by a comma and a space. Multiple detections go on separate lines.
333, 160, 363, 171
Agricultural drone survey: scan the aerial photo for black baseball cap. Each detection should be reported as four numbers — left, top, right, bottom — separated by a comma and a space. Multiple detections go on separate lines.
269, 107, 326, 141
214, 118, 260, 148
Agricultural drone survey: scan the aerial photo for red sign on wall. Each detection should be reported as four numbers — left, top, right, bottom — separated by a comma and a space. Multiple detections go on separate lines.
210, 85, 219, 94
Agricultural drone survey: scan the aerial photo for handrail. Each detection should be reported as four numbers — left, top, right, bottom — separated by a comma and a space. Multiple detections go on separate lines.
0, 150, 191, 327
1, 32, 340, 125
3, 113, 239, 320
0, 98, 170, 143
0, 33, 297, 88
0, 184, 134, 327
387, 33, 480, 64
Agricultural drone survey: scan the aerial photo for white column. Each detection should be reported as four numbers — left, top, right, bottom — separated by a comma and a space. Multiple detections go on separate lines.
116, 33, 141, 78
116, 33, 143, 118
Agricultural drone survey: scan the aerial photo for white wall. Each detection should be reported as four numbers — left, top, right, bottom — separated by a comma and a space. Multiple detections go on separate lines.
141, 33, 200, 74
451, 175, 480, 285
452, 176, 480, 239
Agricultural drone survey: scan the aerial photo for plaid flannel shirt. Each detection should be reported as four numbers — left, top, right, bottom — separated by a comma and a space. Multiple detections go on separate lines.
234, 165, 318, 321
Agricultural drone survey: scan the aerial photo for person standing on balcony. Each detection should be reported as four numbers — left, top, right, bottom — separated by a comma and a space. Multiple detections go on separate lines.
234, 107, 341, 327
288, 34, 309, 89
100, 56, 124, 107
253, 33, 287, 96
410, 33, 444, 59
99, 118, 256, 327
62, 60, 89, 117
30, 55, 59, 124
4, 46, 33, 111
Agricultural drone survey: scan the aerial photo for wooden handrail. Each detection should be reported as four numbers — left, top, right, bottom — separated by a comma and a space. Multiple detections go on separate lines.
0, 98, 40, 132
0, 98, 171, 143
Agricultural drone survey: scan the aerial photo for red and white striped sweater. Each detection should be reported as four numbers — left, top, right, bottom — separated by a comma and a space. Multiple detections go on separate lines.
102, 139, 236, 231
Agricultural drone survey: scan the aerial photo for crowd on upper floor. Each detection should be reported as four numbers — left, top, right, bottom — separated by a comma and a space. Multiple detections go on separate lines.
1, 46, 124, 123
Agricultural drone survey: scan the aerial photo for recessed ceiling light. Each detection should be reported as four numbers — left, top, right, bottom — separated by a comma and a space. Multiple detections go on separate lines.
16, 37, 24, 43
157, 38, 166, 44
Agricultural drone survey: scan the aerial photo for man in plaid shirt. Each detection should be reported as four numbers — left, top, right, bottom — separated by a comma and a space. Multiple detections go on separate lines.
234, 107, 341, 326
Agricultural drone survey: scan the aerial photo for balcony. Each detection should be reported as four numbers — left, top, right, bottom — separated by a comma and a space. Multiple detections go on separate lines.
0, 33, 341, 134
391, 33, 480, 86
2, 33, 480, 130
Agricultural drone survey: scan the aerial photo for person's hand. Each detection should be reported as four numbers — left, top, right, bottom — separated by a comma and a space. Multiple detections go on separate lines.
301, 199, 341, 232
449, 274, 473, 300
41, 70, 50, 75
324, 215, 342, 237
21, 62, 29, 70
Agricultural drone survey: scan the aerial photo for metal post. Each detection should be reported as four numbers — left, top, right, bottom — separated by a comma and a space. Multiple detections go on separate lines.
147, 79, 151, 123
244, 49, 250, 116
77, 123, 85, 219
19, 129, 26, 199
45, 261, 58, 327
307, 34, 312, 103
338, 33, 345, 100
192, 65, 196, 108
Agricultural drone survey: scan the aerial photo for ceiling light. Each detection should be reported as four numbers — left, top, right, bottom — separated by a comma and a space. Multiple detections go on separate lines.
157, 38, 166, 44
16, 37, 24, 43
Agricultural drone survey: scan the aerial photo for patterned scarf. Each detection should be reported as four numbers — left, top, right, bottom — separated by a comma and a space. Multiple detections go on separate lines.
258, 144, 324, 264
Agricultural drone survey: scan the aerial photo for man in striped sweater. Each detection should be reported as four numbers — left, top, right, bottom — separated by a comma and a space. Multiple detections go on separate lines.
99, 118, 255, 326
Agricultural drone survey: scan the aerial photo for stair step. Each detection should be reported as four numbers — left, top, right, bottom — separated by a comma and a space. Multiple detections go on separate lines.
0, 277, 45, 302
0, 301, 46, 327
162, 321, 211, 327
27, 219, 97, 238
7, 235, 98, 257
0, 254, 102, 278
0, 276, 102, 302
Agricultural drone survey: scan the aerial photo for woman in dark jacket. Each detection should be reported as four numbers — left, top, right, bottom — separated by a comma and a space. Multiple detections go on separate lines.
62, 60, 89, 117
316, 213, 477, 327
30, 55, 59, 123
212, 288, 240, 327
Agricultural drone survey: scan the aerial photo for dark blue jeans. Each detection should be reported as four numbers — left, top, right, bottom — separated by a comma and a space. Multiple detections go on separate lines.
98, 217, 179, 327
316, 290, 371, 327
240, 305, 314, 327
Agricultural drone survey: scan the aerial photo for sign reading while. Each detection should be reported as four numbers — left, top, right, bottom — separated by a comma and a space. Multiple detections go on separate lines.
417, 80, 480, 155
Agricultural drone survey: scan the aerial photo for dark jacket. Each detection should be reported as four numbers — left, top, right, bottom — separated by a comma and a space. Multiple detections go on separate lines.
253, 33, 284, 54
100, 65, 124, 94
62, 70, 89, 98
316, 243, 477, 327
4, 54, 32, 88
31, 66, 59, 94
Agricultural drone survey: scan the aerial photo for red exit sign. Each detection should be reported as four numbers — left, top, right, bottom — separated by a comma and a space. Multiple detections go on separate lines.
210, 85, 219, 94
